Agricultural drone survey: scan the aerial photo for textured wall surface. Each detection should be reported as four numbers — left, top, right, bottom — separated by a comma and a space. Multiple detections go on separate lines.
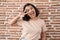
0, 0, 60, 40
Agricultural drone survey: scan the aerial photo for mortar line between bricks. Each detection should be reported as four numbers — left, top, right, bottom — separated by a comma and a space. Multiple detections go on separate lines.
0, 2, 59, 5
0, 1, 59, 3
0, 2, 49, 3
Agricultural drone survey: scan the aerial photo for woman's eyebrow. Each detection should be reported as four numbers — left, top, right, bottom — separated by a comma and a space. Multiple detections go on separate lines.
26, 9, 29, 12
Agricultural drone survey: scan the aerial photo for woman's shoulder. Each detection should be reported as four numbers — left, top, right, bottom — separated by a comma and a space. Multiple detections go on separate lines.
38, 18, 45, 23
38, 18, 46, 25
17, 20, 25, 25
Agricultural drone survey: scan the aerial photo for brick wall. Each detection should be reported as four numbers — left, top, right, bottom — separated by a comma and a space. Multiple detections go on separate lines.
0, 0, 60, 40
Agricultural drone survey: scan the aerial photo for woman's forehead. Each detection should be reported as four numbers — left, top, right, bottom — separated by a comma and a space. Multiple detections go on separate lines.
25, 6, 33, 9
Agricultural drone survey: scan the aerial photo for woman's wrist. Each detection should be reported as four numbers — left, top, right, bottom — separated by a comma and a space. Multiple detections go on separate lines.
18, 13, 24, 20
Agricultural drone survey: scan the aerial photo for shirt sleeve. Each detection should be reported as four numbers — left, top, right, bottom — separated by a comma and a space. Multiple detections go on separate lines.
42, 20, 47, 32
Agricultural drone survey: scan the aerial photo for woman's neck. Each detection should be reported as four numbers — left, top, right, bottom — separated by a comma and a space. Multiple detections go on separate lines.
30, 17, 38, 21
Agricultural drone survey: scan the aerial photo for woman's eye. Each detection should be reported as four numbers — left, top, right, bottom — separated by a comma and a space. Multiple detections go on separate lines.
26, 10, 29, 12
31, 7, 33, 9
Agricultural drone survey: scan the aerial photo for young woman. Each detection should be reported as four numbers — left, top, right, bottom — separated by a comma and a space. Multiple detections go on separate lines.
8, 3, 47, 40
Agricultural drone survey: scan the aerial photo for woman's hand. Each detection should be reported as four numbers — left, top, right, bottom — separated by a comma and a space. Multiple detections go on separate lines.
18, 11, 28, 18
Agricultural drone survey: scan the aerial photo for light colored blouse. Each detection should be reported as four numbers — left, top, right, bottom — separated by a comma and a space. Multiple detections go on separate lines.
17, 18, 47, 40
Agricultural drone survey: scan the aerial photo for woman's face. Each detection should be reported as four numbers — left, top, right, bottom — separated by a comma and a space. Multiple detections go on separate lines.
24, 5, 36, 19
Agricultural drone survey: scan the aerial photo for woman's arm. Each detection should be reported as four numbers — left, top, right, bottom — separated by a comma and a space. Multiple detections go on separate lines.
41, 31, 46, 40
41, 20, 47, 40
8, 12, 26, 25
8, 15, 20, 25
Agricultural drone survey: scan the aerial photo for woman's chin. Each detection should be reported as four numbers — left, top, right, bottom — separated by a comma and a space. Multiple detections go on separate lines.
31, 17, 36, 19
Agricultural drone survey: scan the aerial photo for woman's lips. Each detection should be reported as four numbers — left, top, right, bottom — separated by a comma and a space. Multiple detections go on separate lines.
30, 12, 35, 16
30, 12, 34, 15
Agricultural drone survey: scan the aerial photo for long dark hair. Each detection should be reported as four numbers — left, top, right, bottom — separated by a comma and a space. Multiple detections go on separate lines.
22, 3, 40, 21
